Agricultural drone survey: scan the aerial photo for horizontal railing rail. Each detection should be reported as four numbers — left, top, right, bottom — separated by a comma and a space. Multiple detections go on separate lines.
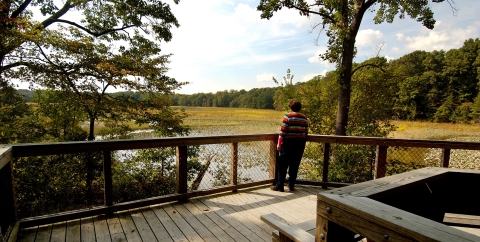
11, 134, 279, 157
1, 133, 480, 239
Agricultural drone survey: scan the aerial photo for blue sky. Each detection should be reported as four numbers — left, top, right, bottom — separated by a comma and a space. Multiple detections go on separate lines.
161, 0, 480, 94
15, 1, 480, 94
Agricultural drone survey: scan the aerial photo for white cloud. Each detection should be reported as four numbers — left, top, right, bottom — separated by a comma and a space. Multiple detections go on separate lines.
391, 46, 400, 53
396, 33, 404, 40
399, 21, 480, 51
256, 73, 276, 82
301, 71, 327, 82
307, 49, 331, 66
385, 55, 395, 62
356, 29, 384, 47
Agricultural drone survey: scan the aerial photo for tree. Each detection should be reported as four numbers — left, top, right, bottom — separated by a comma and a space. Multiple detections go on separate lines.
0, 80, 45, 144
32, 89, 88, 142
273, 69, 298, 111
1, 0, 180, 80
10, 27, 188, 141
258, 0, 452, 135
8, 26, 189, 200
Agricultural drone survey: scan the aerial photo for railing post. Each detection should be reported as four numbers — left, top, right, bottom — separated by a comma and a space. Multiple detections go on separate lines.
103, 151, 113, 211
322, 143, 330, 189
231, 143, 238, 192
176, 146, 188, 195
441, 149, 451, 168
375, 146, 388, 179
270, 140, 277, 185
0, 146, 17, 236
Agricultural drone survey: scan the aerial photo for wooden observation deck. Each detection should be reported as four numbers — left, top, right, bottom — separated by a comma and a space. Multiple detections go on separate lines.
2, 134, 480, 241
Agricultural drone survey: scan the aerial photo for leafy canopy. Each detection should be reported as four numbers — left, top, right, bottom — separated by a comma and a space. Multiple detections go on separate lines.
258, 0, 443, 64
1, 0, 180, 75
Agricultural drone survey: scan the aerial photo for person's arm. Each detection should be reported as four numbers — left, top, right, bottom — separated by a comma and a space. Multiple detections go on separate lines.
277, 114, 289, 150
277, 136, 283, 151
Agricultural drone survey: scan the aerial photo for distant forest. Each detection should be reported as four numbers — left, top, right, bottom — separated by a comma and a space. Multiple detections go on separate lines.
17, 38, 480, 123
18, 87, 278, 109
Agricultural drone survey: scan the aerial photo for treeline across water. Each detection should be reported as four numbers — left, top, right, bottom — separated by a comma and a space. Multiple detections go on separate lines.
172, 88, 276, 109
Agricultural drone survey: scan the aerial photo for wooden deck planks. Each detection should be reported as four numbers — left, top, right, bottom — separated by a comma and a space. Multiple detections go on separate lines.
94, 215, 111, 242
151, 205, 188, 241
117, 211, 142, 242
255, 188, 313, 224
49, 222, 66, 242
129, 209, 158, 242
17, 185, 326, 242
234, 187, 301, 224
80, 217, 95, 242
182, 199, 235, 241
34, 224, 52, 242
191, 198, 250, 242
106, 214, 127, 242
163, 204, 203, 241
201, 196, 264, 241
171, 203, 221, 242
210, 194, 271, 241
18, 226, 37, 242
65, 219, 81, 242
141, 207, 173, 242
219, 191, 273, 235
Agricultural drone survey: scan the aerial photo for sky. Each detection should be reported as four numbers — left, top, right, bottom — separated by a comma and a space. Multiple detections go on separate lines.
159, 0, 480, 94
14, 0, 480, 94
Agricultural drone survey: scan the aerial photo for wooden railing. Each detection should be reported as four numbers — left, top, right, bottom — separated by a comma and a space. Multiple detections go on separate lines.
1, 134, 480, 240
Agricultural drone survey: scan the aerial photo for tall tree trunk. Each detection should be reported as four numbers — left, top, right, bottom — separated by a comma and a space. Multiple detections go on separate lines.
335, 2, 369, 135
86, 116, 95, 202
88, 116, 95, 141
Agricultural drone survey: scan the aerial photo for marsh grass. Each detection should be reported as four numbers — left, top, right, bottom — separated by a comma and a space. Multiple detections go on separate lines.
389, 120, 480, 141
176, 106, 284, 134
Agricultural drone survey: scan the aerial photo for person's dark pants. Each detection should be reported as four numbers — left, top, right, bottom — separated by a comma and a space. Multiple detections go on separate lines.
276, 139, 306, 188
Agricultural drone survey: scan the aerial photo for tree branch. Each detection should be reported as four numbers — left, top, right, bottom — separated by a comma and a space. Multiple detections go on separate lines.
351, 63, 386, 76
41, 1, 75, 28
10, 0, 33, 19
49, 19, 135, 37
0, 61, 31, 71
289, 5, 337, 24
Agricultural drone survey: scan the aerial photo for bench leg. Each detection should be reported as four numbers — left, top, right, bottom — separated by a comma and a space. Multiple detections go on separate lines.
279, 233, 294, 242
316, 216, 355, 241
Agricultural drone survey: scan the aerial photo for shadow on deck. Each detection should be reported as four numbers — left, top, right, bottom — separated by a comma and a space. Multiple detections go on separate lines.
18, 185, 324, 242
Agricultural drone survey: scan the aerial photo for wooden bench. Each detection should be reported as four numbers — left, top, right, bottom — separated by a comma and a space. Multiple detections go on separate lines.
260, 213, 315, 242
262, 168, 480, 241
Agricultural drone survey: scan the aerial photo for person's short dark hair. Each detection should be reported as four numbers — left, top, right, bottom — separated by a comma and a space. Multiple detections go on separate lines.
288, 99, 302, 112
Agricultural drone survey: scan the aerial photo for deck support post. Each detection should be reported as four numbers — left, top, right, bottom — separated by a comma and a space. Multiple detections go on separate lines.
441, 149, 451, 168
316, 215, 355, 241
322, 143, 330, 189
0, 147, 17, 236
231, 143, 238, 192
374, 146, 388, 179
103, 151, 113, 211
176, 146, 188, 197
270, 140, 277, 185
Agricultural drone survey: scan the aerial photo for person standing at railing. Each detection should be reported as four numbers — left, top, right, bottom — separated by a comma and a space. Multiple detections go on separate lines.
272, 99, 309, 192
